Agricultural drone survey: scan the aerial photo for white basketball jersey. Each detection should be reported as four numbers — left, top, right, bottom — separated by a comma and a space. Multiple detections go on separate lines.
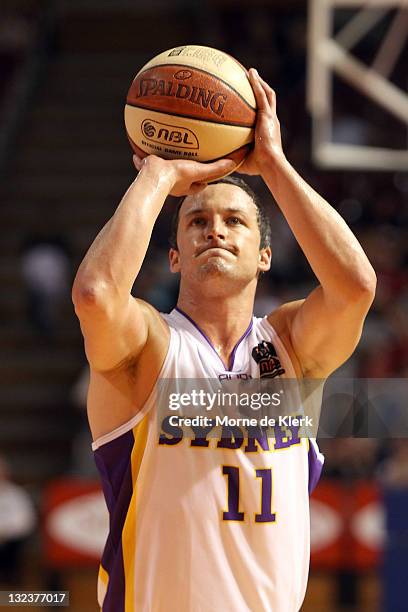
92, 308, 324, 612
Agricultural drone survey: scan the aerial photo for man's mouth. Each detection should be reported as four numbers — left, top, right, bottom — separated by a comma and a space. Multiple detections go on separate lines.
196, 245, 236, 257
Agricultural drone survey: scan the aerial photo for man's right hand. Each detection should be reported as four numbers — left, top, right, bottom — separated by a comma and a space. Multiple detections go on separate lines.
133, 154, 236, 197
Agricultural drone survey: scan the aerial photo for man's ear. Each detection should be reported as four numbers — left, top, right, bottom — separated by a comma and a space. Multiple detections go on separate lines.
258, 246, 272, 273
169, 248, 180, 273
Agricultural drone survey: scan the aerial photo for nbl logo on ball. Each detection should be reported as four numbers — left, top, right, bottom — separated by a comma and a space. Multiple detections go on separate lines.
142, 121, 155, 138
141, 119, 199, 149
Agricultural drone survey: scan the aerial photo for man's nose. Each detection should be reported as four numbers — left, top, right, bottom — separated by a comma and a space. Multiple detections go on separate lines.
206, 218, 225, 241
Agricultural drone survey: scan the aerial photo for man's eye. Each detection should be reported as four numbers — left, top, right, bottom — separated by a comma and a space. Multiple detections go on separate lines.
227, 217, 241, 225
191, 217, 206, 226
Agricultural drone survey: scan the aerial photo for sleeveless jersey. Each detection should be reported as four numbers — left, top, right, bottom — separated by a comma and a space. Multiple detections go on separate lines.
92, 308, 324, 612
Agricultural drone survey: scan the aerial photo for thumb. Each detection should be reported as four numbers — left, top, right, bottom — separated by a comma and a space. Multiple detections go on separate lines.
197, 158, 236, 182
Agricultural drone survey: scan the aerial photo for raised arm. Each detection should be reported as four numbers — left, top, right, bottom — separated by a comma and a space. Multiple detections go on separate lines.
72, 155, 235, 373
239, 69, 376, 378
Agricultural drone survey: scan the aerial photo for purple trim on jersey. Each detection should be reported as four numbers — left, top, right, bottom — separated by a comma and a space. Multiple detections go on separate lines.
94, 429, 135, 611
175, 306, 253, 371
308, 441, 324, 495
101, 550, 126, 612
229, 320, 254, 369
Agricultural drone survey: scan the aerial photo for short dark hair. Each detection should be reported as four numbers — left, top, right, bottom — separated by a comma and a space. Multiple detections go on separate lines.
169, 175, 271, 250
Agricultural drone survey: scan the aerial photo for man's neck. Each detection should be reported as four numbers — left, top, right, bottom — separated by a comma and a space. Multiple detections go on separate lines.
176, 287, 255, 369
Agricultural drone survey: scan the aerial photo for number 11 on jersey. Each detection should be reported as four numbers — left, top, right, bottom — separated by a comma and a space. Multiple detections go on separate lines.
222, 466, 277, 523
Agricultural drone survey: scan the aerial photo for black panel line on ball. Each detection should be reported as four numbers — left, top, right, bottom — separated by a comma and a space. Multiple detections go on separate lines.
125, 102, 254, 129
206, 143, 254, 164
133, 63, 257, 112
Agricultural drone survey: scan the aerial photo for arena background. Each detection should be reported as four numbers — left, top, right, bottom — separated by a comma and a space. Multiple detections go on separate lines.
0, 1, 407, 610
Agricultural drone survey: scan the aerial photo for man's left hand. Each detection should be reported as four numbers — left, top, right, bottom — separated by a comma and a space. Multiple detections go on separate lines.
238, 69, 285, 176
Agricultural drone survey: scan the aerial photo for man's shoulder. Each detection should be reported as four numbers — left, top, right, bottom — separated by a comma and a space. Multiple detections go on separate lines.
87, 300, 171, 441
266, 299, 305, 335
134, 298, 170, 332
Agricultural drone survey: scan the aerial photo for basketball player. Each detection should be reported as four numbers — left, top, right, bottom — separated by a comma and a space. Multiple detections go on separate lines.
73, 69, 376, 611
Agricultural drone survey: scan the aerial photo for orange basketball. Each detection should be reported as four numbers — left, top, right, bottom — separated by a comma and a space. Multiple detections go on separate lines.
124, 45, 256, 171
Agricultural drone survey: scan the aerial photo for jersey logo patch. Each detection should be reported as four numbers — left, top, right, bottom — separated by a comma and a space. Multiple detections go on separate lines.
251, 341, 285, 378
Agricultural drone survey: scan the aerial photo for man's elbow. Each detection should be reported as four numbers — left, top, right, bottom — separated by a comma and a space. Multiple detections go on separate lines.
72, 277, 113, 317
351, 266, 377, 307
358, 265, 377, 297
332, 266, 377, 312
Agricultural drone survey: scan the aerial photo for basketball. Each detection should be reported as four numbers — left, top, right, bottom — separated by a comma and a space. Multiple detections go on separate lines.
124, 45, 256, 170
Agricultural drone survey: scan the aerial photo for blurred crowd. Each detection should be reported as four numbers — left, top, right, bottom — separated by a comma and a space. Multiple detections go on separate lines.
0, 5, 35, 100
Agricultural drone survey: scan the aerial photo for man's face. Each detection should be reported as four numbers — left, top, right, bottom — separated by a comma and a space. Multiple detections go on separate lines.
169, 183, 271, 289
